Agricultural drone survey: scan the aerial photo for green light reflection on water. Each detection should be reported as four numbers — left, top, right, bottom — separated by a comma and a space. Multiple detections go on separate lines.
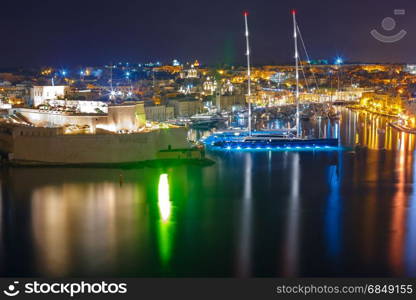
157, 173, 174, 268
158, 174, 171, 222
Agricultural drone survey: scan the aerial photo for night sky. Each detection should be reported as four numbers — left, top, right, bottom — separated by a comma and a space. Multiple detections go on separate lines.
1, 0, 415, 67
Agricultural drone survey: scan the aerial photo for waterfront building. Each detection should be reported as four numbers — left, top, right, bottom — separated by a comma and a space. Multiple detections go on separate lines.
30, 85, 68, 107
360, 92, 405, 116
144, 105, 174, 122
168, 99, 202, 117
215, 94, 245, 111
14, 102, 146, 134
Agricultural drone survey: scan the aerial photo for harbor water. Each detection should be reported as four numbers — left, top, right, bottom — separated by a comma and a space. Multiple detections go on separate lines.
1, 108, 416, 277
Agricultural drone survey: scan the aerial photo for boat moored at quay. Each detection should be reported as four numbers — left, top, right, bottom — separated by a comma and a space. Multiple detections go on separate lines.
201, 11, 340, 151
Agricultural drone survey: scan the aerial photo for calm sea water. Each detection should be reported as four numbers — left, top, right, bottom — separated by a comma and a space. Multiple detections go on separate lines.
1, 108, 416, 277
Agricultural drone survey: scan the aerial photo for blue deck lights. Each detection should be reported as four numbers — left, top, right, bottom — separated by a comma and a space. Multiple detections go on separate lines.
216, 145, 340, 152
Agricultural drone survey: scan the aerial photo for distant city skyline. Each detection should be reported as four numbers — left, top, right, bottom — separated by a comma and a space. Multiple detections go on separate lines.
0, 0, 415, 67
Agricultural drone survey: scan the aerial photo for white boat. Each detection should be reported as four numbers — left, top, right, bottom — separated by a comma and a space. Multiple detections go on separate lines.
190, 113, 227, 122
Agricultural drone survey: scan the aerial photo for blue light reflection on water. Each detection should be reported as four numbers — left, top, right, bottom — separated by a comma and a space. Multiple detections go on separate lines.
325, 150, 342, 263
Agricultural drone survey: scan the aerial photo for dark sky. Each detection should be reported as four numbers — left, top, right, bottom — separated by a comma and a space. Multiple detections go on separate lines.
1, 0, 415, 67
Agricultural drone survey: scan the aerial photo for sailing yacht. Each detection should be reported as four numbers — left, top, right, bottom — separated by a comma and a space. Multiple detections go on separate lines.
203, 11, 338, 150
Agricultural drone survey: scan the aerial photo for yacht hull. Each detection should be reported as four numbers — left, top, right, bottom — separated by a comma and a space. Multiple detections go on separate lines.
210, 137, 339, 150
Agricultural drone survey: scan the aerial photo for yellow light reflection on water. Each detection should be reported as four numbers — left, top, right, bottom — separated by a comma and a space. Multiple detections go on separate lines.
389, 132, 407, 275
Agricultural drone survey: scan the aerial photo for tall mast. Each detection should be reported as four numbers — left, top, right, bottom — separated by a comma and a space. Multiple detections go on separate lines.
292, 10, 300, 138
244, 11, 252, 136
110, 65, 113, 92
